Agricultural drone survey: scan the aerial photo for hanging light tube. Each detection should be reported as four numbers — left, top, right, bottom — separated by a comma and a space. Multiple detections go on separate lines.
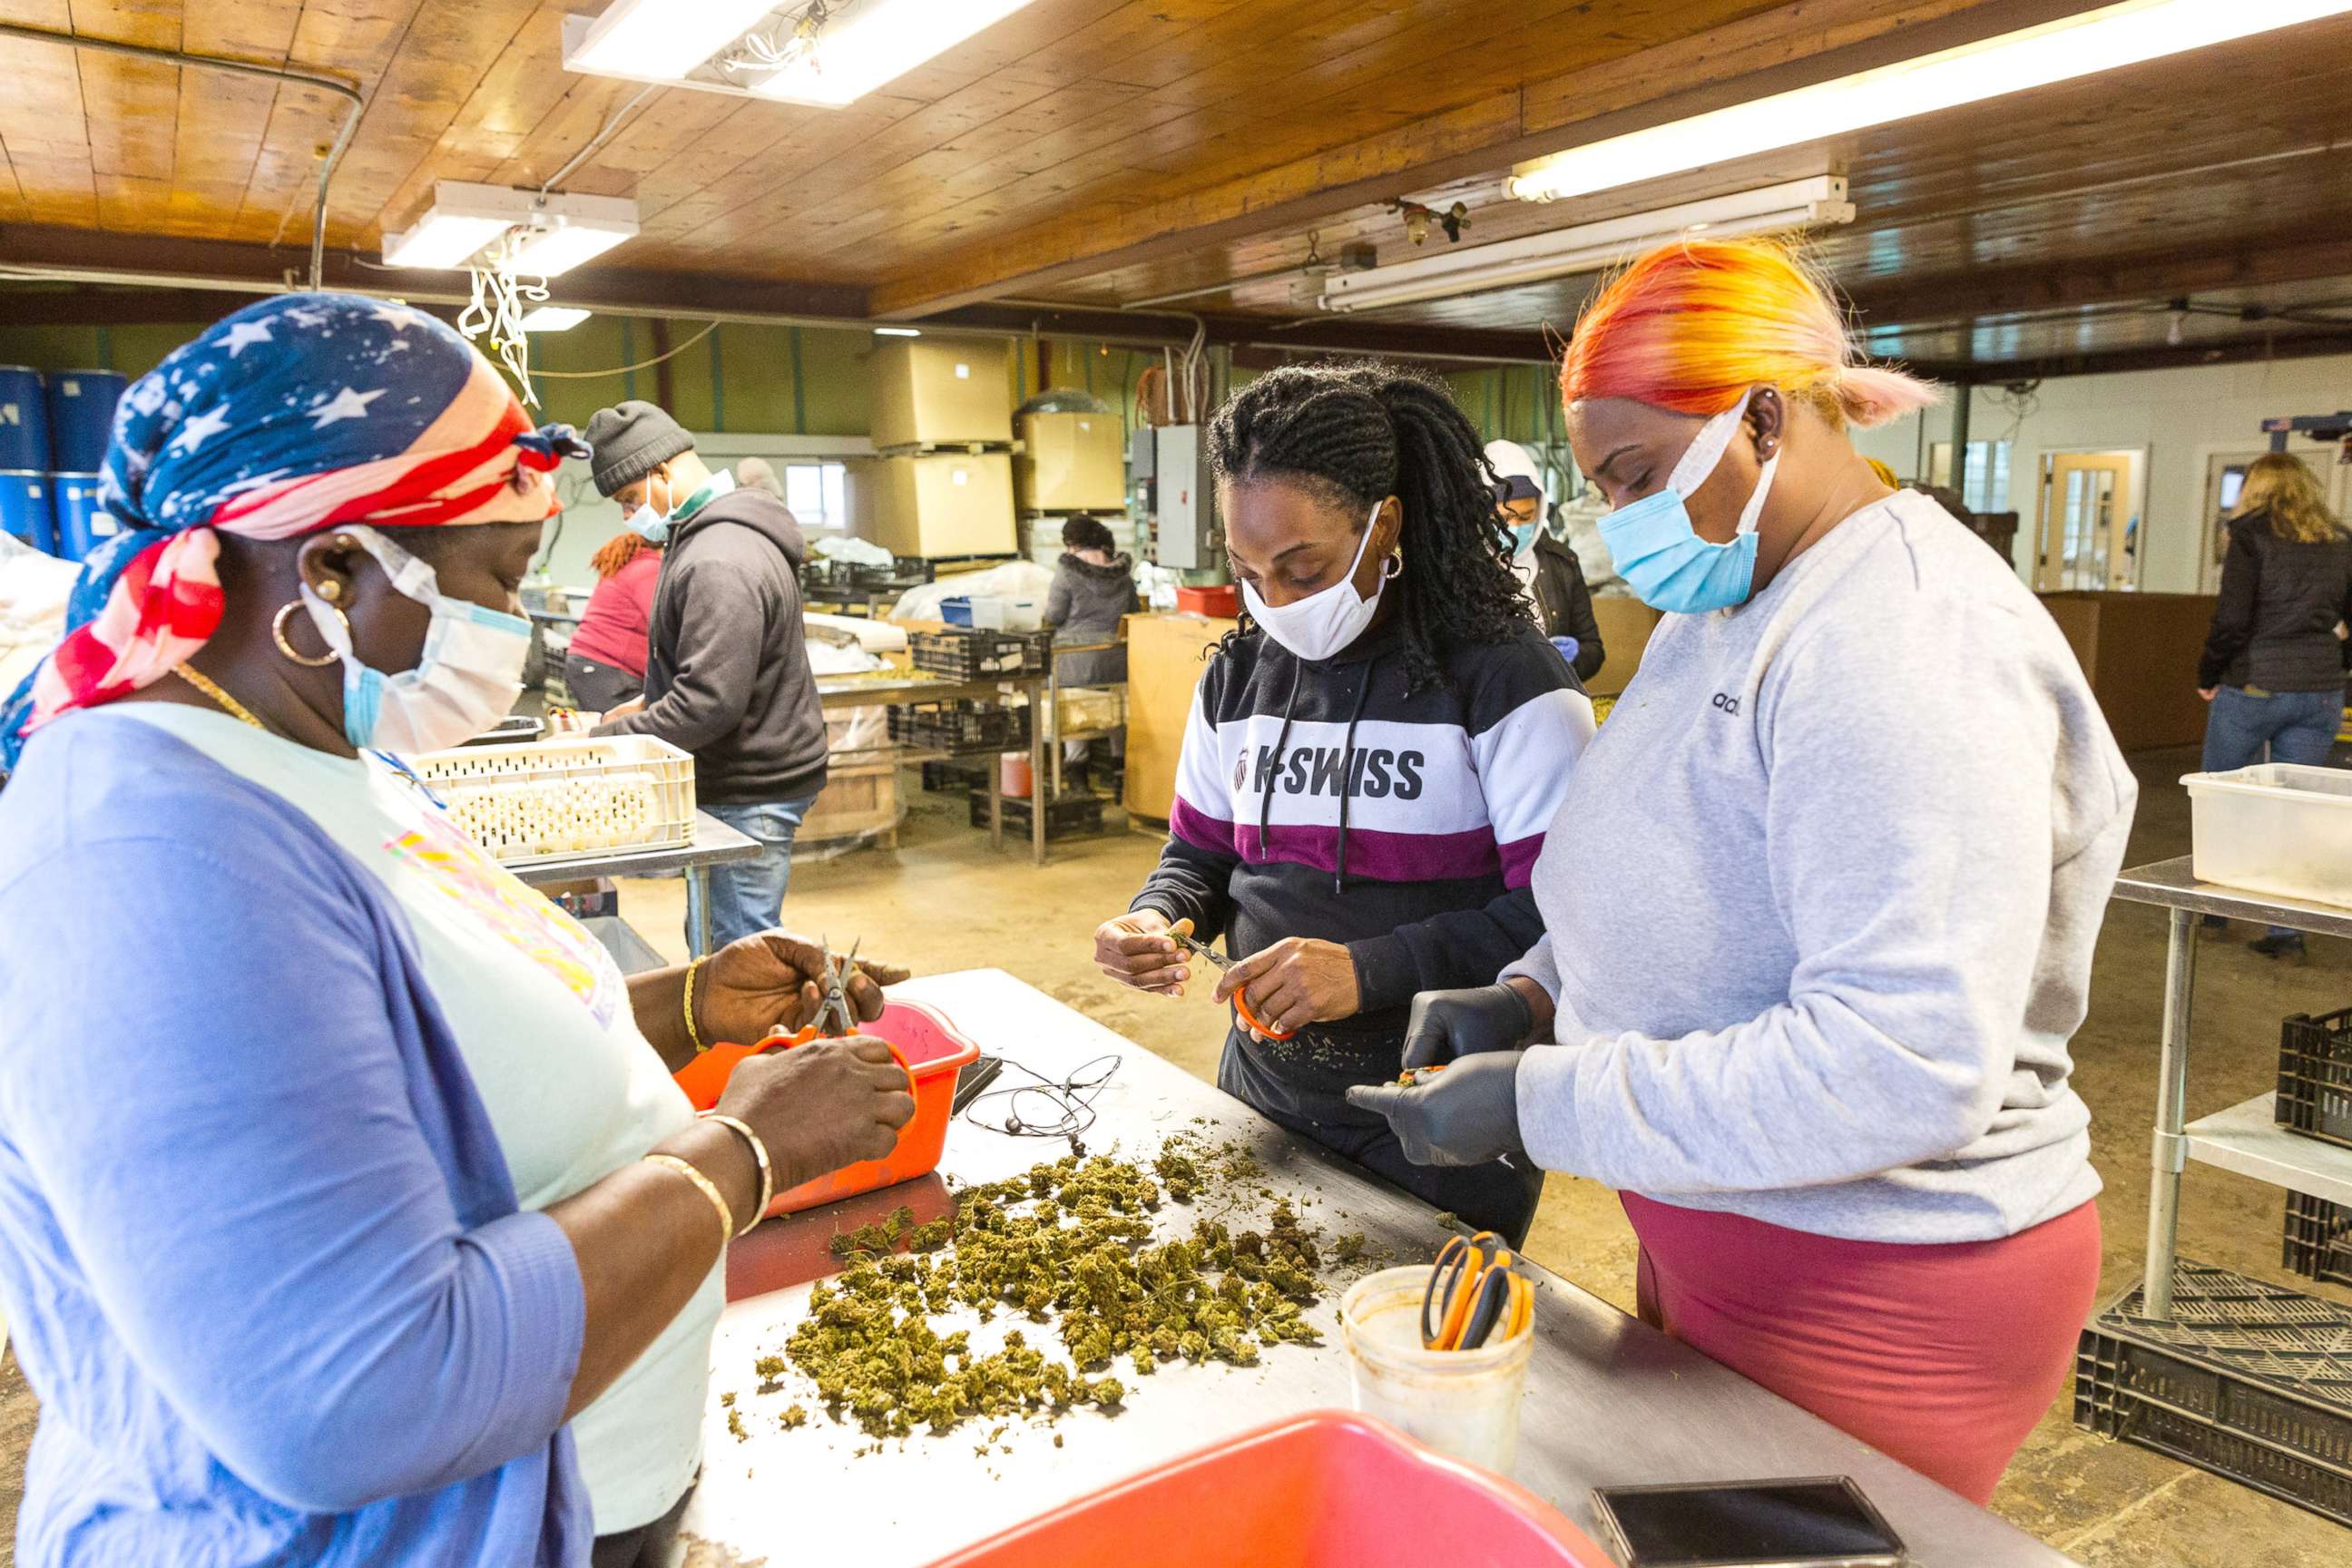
1319, 177, 1852, 315
566, 0, 780, 83
1508, 0, 2352, 204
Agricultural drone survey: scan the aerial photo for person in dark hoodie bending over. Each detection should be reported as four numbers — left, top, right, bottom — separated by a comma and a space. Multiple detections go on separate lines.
583, 402, 829, 954
1091, 364, 1596, 1244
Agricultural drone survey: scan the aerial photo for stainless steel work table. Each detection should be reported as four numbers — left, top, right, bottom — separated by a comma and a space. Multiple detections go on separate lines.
676, 968, 2077, 1567
509, 808, 760, 958
818, 671, 1054, 866
2109, 855, 2352, 1316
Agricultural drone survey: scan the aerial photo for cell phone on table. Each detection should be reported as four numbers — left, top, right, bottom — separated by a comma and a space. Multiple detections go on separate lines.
952, 1053, 1004, 1113
1591, 1477, 1906, 1568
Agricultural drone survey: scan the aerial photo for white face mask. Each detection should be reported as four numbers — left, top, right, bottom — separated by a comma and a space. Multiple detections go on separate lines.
302, 524, 532, 755
1242, 499, 1397, 662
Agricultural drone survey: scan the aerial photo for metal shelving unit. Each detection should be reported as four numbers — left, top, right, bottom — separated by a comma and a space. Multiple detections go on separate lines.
2111, 855, 2352, 1316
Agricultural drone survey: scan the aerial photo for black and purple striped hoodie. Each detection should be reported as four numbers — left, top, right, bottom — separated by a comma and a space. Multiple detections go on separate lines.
1132, 619, 1594, 1123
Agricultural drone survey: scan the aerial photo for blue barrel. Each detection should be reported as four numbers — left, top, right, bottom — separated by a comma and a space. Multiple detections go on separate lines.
0, 368, 49, 474
44, 370, 126, 473
0, 472, 57, 554
48, 473, 118, 560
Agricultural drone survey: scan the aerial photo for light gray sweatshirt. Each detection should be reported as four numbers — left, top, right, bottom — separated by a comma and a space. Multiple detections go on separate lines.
1506, 490, 2136, 1243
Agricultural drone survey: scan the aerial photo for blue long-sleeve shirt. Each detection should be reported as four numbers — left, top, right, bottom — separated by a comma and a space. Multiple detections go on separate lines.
0, 710, 591, 1566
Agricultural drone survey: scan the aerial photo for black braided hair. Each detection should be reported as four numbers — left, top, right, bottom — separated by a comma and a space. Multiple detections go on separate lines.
1206, 360, 1530, 692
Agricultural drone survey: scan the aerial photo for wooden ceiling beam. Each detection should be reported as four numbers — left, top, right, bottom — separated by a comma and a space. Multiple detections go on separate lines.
1907, 324, 2352, 384
1847, 232, 2352, 329
0, 221, 871, 320
867, 0, 2092, 318
930, 301, 1557, 364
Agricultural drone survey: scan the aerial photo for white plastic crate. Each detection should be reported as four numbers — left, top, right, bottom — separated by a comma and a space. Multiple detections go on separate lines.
2184, 763, 2352, 908
413, 734, 696, 867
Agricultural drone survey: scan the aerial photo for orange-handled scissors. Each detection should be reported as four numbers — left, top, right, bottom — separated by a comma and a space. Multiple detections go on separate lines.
1421, 1230, 1535, 1351
1170, 931, 1298, 1042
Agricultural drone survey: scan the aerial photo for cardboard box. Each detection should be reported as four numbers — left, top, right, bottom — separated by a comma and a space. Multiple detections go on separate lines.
851, 451, 1017, 559
1583, 594, 1661, 697
1016, 411, 1127, 513
1123, 612, 1236, 821
868, 337, 1014, 450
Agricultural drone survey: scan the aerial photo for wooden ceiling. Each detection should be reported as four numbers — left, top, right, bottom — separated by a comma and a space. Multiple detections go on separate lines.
2, 0, 2349, 378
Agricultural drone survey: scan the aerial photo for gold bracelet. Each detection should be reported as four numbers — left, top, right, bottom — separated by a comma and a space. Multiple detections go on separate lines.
699, 1112, 774, 1235
682, 956, 709, 1055
642, 1152, 735, 1248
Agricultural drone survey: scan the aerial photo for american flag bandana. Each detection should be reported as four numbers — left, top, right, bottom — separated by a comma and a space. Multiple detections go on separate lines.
2, 292, 585, 765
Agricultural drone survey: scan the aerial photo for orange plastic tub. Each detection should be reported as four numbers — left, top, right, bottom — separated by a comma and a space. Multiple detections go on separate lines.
671, 998, 981, 1218
923, 1410, 1615, 1568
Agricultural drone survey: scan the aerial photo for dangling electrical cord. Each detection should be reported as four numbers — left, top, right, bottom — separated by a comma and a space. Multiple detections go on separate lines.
961, 1054, 1122, 1149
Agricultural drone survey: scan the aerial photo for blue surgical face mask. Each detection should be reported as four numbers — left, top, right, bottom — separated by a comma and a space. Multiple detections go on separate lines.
301, 525, 532, 754
1599, 388, 1779, 614
1511, 520, 1537, 553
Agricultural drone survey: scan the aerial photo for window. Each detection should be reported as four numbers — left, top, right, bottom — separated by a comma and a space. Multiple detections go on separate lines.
782, 462, 849, 534
1927, 440, 2013, 513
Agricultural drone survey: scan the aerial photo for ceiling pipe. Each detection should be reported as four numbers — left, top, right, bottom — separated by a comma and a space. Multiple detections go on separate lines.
0, 23, 365, 290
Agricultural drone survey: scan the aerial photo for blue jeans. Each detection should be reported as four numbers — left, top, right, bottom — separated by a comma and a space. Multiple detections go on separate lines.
2201, 685, 2342, 936
689, 793, 820, 955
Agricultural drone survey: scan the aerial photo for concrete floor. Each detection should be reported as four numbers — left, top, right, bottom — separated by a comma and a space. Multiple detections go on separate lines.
0, 747, 2345, 1563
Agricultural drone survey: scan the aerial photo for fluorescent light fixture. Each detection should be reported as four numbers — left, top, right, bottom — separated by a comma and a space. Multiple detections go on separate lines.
873, 326, 923, 337
520, 306, 593, 333
380, 183, 639, 276
1320, 177, 1853, 314
567, 0, 779, 82
508, 223, 632, 278
757, 0, 1043, 106
1509, 0, 2352, 203
383, 213, 511, 270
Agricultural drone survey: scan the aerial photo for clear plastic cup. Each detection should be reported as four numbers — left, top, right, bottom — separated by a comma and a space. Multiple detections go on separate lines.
1339, 1265, 1534, 1475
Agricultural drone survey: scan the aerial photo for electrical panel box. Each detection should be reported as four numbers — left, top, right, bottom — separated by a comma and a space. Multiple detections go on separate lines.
1152, 424, 1214, 570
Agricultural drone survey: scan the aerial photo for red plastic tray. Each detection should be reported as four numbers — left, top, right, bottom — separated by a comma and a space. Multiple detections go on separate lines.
671, 997, 980, 1217
924, 1410, 1614, 1568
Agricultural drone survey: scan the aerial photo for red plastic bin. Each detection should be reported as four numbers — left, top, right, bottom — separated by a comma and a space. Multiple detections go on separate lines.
1174, 583, 1240, 617
671, 997, 980, 1218
924, 1410, 1614, 1568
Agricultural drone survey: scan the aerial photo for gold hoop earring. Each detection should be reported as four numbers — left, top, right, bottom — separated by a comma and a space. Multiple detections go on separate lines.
273, 600, 342, 668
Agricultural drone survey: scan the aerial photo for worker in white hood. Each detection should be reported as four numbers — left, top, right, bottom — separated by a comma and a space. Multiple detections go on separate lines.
1485, 439, 1604, 683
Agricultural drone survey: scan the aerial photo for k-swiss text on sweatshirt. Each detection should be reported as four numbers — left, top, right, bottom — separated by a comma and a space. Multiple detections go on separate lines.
1133, 620, 1594, 1122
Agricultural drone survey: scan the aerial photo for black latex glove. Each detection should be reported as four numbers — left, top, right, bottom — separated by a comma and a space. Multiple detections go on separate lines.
1401, 984, 1534, 1071
1344, 1052, 1527, 1168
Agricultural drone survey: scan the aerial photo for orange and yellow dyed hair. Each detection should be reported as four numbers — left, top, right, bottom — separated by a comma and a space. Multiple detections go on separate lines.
1563, 239, 1936, 430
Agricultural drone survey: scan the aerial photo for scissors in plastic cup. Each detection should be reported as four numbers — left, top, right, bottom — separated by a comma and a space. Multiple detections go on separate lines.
1168, 930, 1298, 1042
1421, 1230, 1535, 1352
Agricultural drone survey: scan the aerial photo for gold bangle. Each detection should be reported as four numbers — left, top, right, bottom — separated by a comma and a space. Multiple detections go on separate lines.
699, 1112, 774, 1235
642, 1153, 735, 1248
682, 956, 709, 1055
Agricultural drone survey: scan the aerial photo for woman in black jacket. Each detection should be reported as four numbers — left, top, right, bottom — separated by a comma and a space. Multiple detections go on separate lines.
2199, 452, 2352, 958
1484, 439, 1604, 682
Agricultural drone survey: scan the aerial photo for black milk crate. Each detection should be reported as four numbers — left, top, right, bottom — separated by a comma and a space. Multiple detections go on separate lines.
2073, 1259, 2352, 1526
2284, 1191, 2352, 1288
2278, 1007, 2352, 1152
920, 759, 989, 794
967, 789, 1105, 841
803, 556, 935, 591
887, 701, 1031, 751
909, 628, 1053, 680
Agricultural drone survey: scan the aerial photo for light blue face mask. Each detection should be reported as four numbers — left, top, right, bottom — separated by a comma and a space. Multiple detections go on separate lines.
1511, 520, 1538, 554
624, 467, 733, 544
1599, 388, 1779, 615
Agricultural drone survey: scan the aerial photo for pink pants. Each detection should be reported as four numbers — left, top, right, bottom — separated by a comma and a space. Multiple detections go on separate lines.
1622, 1191, 2102, 1504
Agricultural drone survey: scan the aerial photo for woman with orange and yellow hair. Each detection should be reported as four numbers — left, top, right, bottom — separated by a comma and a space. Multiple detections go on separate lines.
1350, 240, 2138, 1501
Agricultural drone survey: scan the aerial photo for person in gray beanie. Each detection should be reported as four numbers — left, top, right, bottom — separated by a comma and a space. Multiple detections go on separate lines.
583, 401, 829, 953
